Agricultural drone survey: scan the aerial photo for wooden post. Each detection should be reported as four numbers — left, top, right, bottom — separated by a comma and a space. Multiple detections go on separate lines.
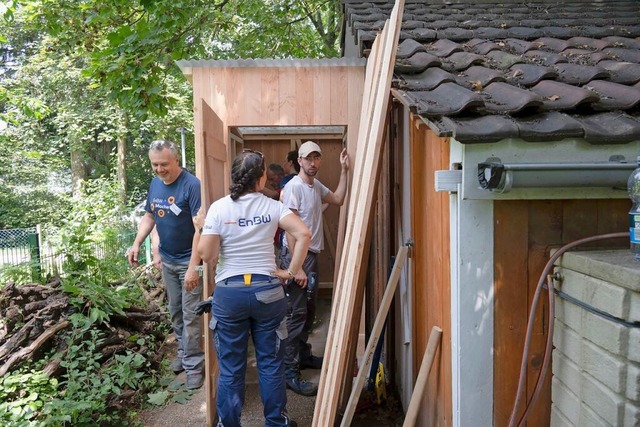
403, 326, 443, 427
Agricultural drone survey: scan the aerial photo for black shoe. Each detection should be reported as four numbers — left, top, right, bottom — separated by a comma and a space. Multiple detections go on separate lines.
300, 355, 323, 370
286, 375, 318, 396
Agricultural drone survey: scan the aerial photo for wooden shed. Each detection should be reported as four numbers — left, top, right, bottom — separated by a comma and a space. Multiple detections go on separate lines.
176, 58, 366, 425
179, 0, 640, 426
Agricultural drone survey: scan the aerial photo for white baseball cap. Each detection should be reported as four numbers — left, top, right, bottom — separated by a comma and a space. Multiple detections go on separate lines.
298, 141, 322, 158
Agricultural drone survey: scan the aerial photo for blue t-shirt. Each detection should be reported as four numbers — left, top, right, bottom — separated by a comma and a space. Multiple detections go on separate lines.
145, 169, 201, 263
280, 173, 296, 189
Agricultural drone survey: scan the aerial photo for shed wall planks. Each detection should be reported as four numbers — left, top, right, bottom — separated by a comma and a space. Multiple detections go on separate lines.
410, 120, 451, 426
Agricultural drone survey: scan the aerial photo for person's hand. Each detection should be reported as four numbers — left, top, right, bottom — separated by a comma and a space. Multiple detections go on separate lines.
152, 252, 162, 271
339, 148, 350, 172
127, 243, 140, 267
193, 207, 205, 232
273, 268, 307, 288
184, 266, 200, 291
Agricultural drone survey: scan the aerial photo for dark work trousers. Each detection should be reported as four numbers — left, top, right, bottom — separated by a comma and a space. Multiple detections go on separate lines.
280, 247, 319, 375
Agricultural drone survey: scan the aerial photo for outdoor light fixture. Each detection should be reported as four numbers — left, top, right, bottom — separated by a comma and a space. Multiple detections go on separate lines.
477, 156, 637, 193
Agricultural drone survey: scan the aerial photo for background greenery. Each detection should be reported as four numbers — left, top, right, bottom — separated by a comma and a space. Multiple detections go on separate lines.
0, 0, 342, 229
0, 1, 343, 424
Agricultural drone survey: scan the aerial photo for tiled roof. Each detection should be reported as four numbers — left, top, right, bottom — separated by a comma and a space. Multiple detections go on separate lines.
343, 0, 640, 143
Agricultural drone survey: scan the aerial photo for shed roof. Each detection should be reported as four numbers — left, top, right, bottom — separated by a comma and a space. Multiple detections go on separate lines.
343, 0, 640, 143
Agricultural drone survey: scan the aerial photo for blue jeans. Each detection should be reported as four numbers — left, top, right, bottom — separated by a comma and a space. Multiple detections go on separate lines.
162, 260, 204, 375
210, 278, 290, 427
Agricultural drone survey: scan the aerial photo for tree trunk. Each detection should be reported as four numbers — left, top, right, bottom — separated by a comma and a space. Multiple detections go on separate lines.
70, 149, 88, 196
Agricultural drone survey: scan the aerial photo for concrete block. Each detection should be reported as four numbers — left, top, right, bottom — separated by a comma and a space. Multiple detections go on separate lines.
553, 377, 580, 426
559, 268, 629, 319
582, 310, 629, 356
627, 362, 640, 402
553, 320, 582, 361
551, 405, 574, 427
553, 350, 581, 395
630, 291, 640, 323
556, 250, 640, 292
624, 402, 640, 427
555, 298, 583, 334
582, 339, 626, 394
581, 372, 625, 425
578, 402, 614, 427
630, 328, 640, 363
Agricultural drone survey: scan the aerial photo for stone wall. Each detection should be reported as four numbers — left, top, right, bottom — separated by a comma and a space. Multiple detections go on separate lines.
552, 249, 639, 427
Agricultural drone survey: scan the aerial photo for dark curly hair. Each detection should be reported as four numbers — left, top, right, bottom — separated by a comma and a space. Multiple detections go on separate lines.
229, 151, 265, 200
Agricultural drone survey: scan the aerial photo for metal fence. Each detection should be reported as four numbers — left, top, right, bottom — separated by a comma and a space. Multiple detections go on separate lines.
0, 226, 149, 282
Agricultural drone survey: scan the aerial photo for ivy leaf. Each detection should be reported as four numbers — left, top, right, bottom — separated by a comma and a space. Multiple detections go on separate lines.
147, 391, 169, 406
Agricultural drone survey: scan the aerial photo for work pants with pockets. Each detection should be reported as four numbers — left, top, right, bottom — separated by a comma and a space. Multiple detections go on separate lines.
210, 277, 290, 427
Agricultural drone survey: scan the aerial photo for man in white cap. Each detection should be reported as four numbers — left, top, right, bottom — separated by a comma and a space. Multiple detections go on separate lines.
279, 140, 350, 396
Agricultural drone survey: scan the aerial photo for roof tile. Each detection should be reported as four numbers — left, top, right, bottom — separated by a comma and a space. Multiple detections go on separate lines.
583, 80, 640, 110
398, 67, 456, 90
395, 52, 442, 74
457, 66, 505, 89
530, 80, 600, 110
552, 63, 609, 85
482, 82, 544, 113
577, 112, 640, 143
515, 112, 584, 142
404, 83, 485, 115
507, 64, 558, 86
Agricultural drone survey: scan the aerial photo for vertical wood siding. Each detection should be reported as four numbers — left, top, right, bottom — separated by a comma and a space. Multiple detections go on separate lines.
410, 118, 452, 426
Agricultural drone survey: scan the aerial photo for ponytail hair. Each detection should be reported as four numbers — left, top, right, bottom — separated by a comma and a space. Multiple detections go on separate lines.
229, 150, 265, 200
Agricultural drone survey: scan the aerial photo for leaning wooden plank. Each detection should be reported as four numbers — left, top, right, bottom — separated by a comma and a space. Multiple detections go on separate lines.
340, 246, 409, 426
328, 1, 402, 411
318, 13, 398, 425
313, 0, 405, 424
317, 26, 386, 418
315, 33, 387, 425
403, 326, 444, 427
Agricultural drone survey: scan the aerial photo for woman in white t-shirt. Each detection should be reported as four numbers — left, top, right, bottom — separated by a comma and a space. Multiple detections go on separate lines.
198, 149, 310, 427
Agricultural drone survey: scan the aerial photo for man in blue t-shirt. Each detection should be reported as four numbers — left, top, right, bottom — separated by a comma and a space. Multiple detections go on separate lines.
128, 139, 204, 390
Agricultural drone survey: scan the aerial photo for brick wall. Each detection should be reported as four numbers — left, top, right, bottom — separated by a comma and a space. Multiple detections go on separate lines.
552, 249, 640, 427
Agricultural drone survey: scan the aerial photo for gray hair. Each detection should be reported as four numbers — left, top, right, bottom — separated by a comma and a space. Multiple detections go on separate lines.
149, 139, 180, 160
268, 163, 284, 174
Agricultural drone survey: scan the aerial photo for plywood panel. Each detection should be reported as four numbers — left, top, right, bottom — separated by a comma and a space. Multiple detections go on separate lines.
410, 120, 451, 426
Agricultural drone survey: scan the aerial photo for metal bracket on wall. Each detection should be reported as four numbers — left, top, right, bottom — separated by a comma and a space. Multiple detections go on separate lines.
435, 169, 463, 193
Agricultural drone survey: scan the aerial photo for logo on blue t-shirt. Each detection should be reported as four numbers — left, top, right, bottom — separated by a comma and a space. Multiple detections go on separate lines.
238, 215, 272, 227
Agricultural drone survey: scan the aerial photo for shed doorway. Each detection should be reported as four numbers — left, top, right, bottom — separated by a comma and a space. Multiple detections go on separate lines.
231, 125, 346, 288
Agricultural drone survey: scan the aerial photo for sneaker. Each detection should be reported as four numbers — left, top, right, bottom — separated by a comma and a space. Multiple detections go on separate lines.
286, 375, 318, 396
171, 357, 184, 374
186, 373, 204, 390
300, 355, 323, 370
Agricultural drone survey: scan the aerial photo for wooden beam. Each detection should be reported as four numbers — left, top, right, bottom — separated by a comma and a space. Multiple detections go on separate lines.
403, 326, 444, 427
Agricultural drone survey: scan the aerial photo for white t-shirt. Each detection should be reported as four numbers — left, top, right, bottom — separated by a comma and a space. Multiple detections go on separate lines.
202, 192, 292, 282
281, 175, 329, 253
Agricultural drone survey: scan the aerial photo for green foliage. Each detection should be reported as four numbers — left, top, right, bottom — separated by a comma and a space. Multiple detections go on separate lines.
0, 261, 34, 285
41, 327, 155, 426
0, 367, 59, 426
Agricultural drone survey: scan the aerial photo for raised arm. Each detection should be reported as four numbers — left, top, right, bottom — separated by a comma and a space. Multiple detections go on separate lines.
322, 148, 350, 206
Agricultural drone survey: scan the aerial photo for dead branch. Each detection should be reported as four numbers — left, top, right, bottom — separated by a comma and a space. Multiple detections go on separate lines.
0, 320, 70, 377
